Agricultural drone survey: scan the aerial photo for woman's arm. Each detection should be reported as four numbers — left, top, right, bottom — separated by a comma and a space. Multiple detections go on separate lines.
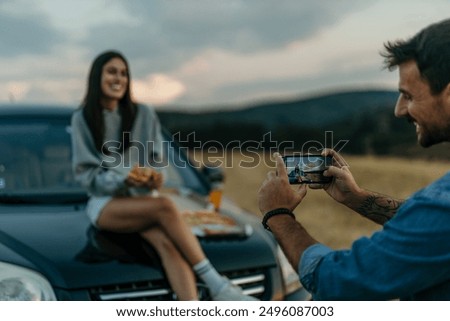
71, 111, 128, 195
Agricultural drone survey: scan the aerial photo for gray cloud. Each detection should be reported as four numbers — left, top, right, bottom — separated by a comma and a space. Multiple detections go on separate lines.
0, 7, 64, 57
209, 64, 389, 107
82, 0, 370, 74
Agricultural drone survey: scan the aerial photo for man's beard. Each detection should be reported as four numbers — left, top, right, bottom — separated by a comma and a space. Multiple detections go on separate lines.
418, 126, 450, 148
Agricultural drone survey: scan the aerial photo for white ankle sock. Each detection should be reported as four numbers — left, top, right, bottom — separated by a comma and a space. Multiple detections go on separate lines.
193, 259, 227, 296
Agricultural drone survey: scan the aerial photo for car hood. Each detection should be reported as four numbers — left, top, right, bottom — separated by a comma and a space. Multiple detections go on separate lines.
0, 191, 277, 290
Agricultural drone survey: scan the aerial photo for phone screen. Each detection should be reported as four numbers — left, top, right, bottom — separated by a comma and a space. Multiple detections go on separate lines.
283, 154, 332, 184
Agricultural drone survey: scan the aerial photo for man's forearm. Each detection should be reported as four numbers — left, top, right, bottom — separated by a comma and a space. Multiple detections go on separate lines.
352, 190, 405, 225
266, 214, 318, 270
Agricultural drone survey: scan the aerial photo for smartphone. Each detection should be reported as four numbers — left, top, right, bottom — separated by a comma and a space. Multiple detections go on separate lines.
282, 154, 332, 184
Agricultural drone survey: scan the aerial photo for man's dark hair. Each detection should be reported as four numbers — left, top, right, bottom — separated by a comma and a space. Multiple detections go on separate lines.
381, 18, 450, 95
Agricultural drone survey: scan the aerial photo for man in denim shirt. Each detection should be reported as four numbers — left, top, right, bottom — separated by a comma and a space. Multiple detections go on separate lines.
258, 19, 450, 300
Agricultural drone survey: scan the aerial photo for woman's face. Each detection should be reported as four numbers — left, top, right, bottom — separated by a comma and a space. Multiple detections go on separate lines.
100, 57, 128, 108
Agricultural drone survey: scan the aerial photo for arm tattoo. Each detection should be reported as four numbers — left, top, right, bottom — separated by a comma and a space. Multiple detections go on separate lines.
357, 194, 404, 225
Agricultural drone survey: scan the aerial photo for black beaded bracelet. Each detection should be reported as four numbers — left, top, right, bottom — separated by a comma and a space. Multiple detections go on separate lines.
262, 208, 295, 231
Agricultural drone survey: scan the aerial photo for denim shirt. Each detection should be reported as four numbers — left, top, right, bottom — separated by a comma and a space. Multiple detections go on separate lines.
299, 172, 450, 300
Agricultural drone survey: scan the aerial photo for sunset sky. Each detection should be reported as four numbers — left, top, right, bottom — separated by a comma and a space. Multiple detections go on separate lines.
1, 0, 449, 111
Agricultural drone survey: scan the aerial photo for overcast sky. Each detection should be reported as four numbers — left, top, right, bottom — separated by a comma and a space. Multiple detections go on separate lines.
1, 0, 449, 111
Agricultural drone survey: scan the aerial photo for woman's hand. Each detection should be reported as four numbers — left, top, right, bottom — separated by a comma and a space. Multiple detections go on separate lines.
147, 170, 163, 190
126, 165, 163, 190
258, 153, 307, 214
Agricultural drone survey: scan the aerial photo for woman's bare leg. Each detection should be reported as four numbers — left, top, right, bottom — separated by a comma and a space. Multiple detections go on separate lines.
143, 227, 197, 300
96, 195, 255, 301
97, 195, 205, 265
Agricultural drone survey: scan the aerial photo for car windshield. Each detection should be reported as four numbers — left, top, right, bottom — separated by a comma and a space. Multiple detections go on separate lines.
0, 113, 208, 204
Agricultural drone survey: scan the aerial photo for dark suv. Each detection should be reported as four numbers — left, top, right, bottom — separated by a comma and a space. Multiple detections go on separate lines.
0, 105, 310, 301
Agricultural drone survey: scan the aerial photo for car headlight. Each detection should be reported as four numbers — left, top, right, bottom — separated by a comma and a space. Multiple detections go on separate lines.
0, 262, 56, 301
276, 246, 303, 295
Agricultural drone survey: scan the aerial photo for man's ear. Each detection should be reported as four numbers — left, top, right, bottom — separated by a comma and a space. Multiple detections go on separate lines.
443, 82, 450, 103
442, 83, 450, 111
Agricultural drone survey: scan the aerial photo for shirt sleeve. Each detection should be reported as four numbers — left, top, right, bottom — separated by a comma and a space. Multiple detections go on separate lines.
145, 104, 165, 167
71, 111, 128, 196
297, 194, 450, 300
140, 104, 168, 179
299, 243, 333, 293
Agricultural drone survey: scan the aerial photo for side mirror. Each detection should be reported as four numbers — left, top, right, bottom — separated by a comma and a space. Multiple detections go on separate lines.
201, 165, 225, 185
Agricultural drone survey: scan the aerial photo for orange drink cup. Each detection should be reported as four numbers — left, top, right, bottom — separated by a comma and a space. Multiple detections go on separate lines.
209, 188, 223, 211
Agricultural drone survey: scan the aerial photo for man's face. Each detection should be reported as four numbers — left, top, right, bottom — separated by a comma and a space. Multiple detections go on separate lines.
394, 60, 450, 147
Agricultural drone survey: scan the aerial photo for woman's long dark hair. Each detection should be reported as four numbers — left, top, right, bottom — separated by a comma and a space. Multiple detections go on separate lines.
82, 50, 137, 153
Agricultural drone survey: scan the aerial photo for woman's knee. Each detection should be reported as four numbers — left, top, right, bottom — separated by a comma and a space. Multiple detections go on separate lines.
153, 196, 180, 220
142, 228, 179, 256
156, 196, 177, 210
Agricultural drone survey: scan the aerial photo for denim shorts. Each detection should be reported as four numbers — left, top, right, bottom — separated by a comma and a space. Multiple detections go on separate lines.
86, 196, 112, 227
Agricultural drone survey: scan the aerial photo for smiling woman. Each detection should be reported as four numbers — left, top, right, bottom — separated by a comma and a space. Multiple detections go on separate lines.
71, 50, 257, 301
100, 58, 129, 109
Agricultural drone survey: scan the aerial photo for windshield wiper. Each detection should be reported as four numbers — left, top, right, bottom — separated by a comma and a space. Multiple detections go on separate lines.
0, 194, 35, 204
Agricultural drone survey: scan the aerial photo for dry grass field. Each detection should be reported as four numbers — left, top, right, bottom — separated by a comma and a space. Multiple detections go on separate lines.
203, 152, 449, 249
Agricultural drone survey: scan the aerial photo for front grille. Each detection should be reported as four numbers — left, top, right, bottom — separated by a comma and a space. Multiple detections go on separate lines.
90, 268, 267, 301
90, 279, 174, 301
224, 268, 266, 299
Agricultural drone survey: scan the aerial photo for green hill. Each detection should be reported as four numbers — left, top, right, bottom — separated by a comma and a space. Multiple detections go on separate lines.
157, 89, 450, 159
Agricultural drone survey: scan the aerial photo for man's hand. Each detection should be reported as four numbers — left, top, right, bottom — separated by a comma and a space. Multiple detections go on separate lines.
318, 149, 365, 209
313, 149, 402, 224
258, 153, 307, 214
258, 153, 318, 270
